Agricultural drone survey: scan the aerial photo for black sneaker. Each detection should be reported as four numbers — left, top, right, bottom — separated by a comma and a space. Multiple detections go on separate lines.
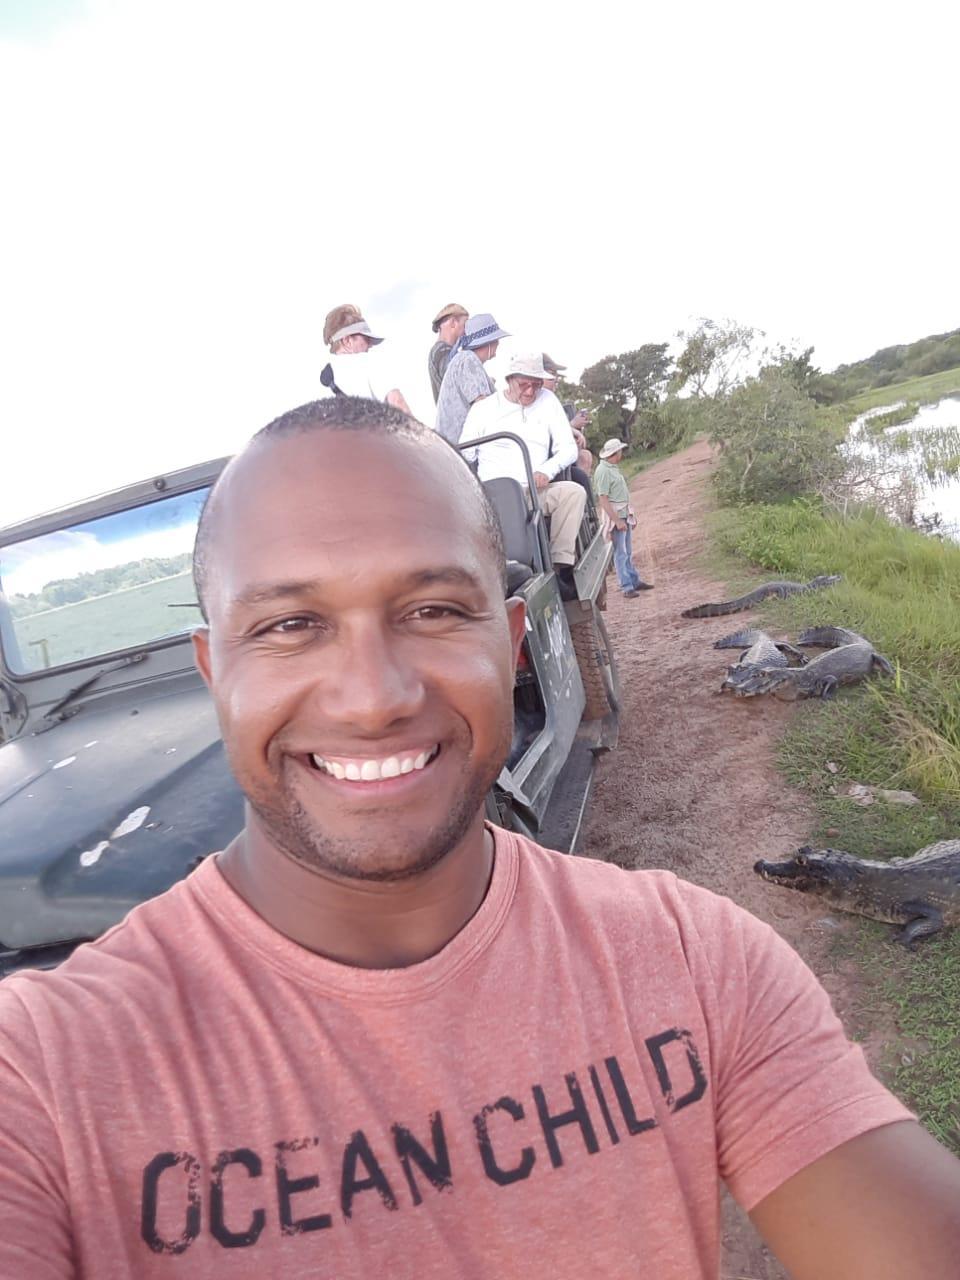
634, 580, 655, 590
553, 565, 579, 602
623, 589, 640, 599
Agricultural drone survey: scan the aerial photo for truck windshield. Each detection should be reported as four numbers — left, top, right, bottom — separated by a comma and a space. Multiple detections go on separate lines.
0, 485, 209, 675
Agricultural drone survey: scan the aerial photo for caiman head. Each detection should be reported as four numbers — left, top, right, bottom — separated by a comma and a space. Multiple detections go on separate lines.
727, 667, 799, 700
754, 845, 866, 904
809, 574, 842, 589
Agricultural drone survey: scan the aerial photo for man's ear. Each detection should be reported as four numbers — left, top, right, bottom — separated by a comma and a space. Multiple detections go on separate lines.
505, 596, 527, 667
192, 628, 213, 689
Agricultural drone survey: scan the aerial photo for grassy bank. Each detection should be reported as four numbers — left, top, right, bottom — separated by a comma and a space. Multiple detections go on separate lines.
711, 498, 960, 1151
844, 365, 960, 417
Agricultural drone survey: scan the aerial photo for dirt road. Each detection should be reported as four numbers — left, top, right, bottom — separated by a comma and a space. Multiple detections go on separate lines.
580, 437, 840, 1279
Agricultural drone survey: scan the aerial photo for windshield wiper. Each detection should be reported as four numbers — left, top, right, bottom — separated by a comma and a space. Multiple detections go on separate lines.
36, 652, 149, 732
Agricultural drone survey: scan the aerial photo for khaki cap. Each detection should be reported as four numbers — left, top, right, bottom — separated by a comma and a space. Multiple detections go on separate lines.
431, 302, 469, 333
542, 353, 566, 376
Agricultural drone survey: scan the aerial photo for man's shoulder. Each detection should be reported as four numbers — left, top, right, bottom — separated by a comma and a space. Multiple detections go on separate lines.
509, 832, 751, 946
0, 860, 218, 1021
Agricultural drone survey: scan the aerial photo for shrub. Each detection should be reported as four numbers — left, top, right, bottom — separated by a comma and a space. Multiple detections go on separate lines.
709, 370, 846, 504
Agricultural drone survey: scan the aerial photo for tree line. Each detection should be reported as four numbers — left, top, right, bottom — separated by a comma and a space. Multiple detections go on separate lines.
559, 319, 959, 512
9, 553, 193, 617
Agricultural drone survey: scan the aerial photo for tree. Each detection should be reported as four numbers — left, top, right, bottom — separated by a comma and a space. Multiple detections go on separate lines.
709, 369, 845, 504
673, 318, 757, 399
578, 344, 673, 441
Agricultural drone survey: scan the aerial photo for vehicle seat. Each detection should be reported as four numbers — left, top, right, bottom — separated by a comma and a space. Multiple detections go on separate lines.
483, 477, 544, 571
505, 560, 534, 596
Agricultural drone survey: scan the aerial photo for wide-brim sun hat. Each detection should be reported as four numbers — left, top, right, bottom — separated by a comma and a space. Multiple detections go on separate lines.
462, 313, 510, 350
432, 302, 469, 333
505, 352, 551, 380
599, 437, 629, 459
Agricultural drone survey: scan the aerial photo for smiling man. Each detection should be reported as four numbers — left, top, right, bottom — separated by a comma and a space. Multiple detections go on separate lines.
1, 398, 960, 1279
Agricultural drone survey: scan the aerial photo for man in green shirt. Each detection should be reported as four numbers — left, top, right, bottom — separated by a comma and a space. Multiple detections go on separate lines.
592, 437, 654, 597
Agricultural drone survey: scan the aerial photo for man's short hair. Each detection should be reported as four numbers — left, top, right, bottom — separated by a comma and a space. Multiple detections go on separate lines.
193, 398, 507, 620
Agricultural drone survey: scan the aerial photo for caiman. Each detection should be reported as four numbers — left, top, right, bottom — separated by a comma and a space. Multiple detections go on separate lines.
797, 625, 872, 648
729, 642, 893, 700
754, 840, 960, 947
681, 574, 841, 619
714, 629, 807, 695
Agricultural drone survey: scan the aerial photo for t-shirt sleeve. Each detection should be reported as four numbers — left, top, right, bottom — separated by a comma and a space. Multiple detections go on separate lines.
0, 989, 74, 1278
592, 464, 614, 498
678, 882, 913, 1211
457, 356, 493, 407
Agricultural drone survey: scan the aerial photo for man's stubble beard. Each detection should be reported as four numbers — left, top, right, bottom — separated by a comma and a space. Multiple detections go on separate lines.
240, 726, 511, 883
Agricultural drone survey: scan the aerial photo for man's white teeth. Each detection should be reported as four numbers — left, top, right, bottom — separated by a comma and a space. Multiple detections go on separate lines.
311, 748, 437, 781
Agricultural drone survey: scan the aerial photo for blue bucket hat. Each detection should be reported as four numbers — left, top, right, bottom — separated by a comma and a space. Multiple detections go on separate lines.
462, 313, 510, 350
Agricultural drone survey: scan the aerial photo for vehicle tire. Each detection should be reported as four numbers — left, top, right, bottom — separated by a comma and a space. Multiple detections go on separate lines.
570, 607, 621, 719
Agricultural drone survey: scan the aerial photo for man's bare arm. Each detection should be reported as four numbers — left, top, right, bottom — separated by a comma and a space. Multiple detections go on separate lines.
749, 1120, 960, 1279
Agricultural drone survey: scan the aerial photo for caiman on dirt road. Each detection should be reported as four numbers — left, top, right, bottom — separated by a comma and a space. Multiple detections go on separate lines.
755, 840, 960, 947
730, 641, 894, 700
713, 628, 807, 694
681, 574, 841, 618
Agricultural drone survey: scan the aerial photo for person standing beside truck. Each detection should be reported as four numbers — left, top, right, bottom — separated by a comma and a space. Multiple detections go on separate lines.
320, 303, 413, 414
1, 398, 960, 1279
592, 436, 654, 597
428, 303, 469, 402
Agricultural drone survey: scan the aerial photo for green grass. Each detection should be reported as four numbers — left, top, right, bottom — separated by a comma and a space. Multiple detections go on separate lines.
710, 497, 960, 1149
11, 572, 198, 672
862, 402, 920, 435
843, 365, 960, 417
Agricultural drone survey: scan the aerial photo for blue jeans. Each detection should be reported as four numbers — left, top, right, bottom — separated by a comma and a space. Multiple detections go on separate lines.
611, 525, 642, 592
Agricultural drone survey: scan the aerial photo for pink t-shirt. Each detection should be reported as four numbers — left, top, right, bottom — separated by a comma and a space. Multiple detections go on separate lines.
0, 830, 909, 1279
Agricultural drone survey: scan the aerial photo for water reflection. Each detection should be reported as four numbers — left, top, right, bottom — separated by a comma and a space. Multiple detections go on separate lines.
850, 396, 960, 541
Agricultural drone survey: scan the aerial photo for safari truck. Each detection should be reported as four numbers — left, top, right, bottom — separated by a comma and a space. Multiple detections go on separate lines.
0, 448, 618, 978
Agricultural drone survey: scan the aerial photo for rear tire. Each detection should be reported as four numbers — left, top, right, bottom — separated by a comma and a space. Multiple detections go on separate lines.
570, 607, 621, 719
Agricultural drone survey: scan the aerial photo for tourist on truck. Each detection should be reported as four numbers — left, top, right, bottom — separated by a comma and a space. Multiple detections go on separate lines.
460, 351, 586, 600
434, 311, 508, 444
319, 303, 413, 413
428, 302, 469, 402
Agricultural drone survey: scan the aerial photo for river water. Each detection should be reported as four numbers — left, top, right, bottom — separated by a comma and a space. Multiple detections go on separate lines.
850, 396, 960, 541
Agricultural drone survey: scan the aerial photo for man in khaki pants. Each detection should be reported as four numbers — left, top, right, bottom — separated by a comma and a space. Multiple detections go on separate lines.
460, 352, 585, 599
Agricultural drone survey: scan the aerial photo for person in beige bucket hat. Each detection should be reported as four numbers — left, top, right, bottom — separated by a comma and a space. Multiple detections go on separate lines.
593, 437, 654, 596
428, 303, 469, 402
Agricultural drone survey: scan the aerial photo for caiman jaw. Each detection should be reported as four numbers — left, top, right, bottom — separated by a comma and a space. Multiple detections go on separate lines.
754, 859, 815, 890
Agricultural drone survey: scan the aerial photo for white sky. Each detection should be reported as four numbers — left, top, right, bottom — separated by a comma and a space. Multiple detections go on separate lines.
2, 0, 958, 525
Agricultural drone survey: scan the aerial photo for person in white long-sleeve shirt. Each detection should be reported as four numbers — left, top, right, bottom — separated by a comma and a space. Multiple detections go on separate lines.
460, 352, 586, 598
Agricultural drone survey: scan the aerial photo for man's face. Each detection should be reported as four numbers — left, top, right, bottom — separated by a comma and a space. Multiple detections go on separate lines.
543, 376, 558, 392
194, 432, 524, 883
507, 374, 542, 407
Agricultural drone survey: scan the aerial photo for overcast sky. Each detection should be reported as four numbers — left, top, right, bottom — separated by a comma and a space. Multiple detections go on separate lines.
2, 0, 957, 524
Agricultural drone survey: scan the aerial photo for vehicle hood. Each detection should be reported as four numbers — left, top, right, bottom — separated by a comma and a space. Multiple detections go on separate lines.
0, 675, 244, 953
